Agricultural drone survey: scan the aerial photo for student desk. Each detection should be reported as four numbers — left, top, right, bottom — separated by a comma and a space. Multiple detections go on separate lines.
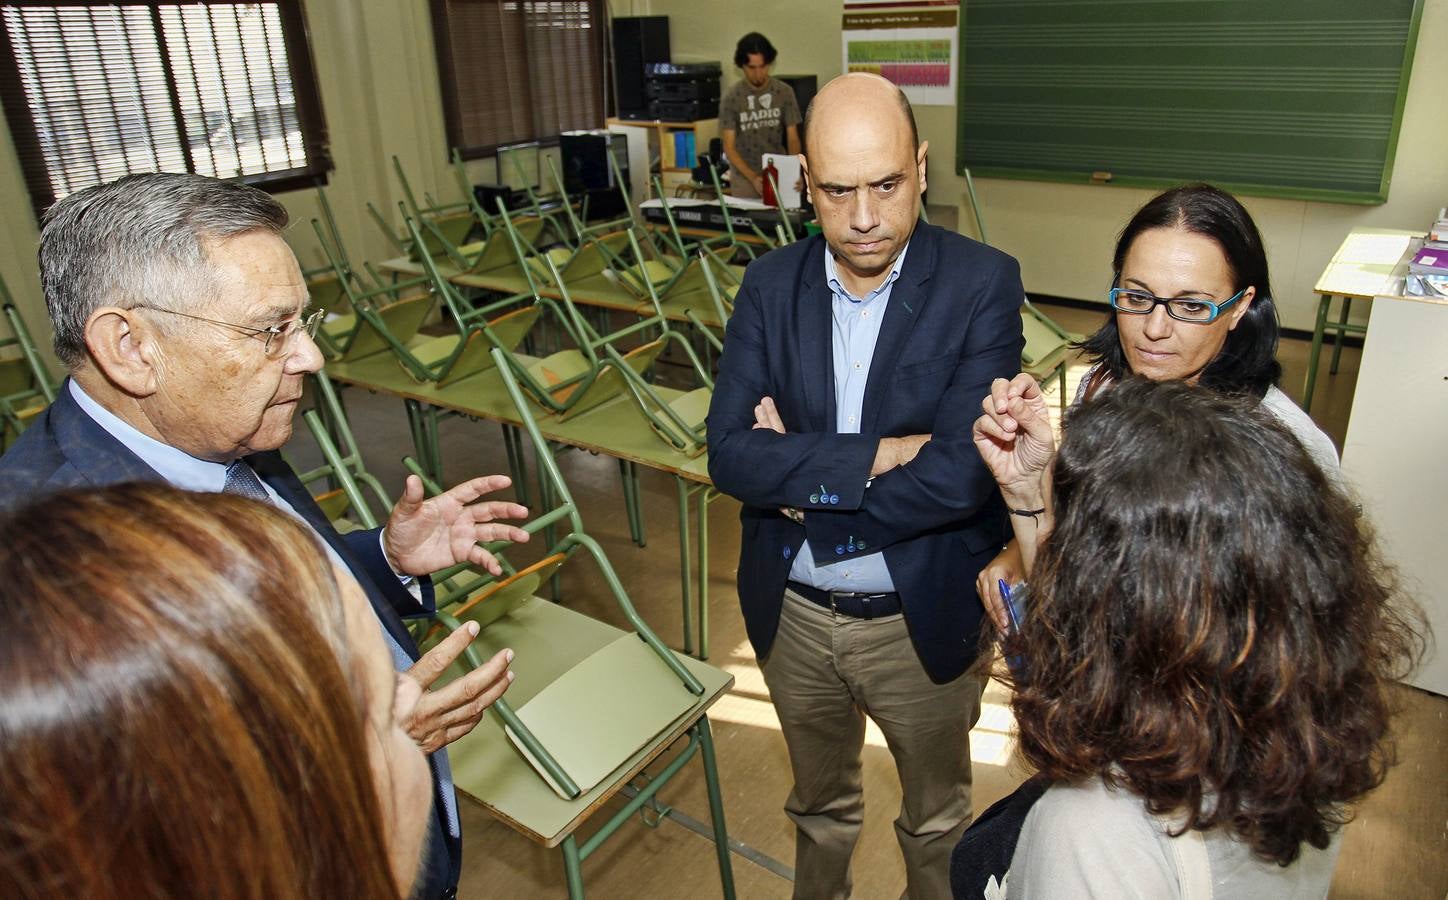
1303, 227, 1423, 412
374, 254, 730, 331
323, 354, 721, 658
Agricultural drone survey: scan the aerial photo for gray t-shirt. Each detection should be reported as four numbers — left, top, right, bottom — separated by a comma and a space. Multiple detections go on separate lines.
719, 76, 801, 195
1006, 778, 1341, 899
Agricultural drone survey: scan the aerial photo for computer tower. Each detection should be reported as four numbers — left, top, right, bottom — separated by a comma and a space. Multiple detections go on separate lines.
560, 131, 630, 221
612, 16, 670, 119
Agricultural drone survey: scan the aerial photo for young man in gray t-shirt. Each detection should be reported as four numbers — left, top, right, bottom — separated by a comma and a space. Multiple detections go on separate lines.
719, 32, 802, 199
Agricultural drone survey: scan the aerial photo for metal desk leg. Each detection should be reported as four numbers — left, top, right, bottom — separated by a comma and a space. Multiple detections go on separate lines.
619, 459, 646, 547
502, 424, 530, 507
1330, 296, 1352, 375
561, 835, 585, 900
1303, 293, 1332, 413
675, 477, 695, 656
696, 484, 712, 661
697, 718, 739, 899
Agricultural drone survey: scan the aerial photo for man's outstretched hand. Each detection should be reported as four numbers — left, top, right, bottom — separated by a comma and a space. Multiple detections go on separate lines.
384, 474, 529, 577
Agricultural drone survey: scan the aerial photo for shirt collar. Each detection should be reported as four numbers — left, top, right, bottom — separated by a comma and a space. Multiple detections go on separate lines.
68, 379, 229, 493
825, 241, 910, 304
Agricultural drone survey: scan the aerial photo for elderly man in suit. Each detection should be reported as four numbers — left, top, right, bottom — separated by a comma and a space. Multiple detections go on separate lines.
706, 74, 1025, 898
0, 173, 528, 900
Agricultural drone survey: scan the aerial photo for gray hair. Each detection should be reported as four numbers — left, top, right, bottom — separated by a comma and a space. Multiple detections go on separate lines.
40, 173, 289, 367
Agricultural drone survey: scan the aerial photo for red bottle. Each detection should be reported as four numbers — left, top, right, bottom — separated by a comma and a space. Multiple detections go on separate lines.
761, 160, 779, 207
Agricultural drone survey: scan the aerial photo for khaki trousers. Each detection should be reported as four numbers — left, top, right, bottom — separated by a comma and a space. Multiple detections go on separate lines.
761, 589, 984, 900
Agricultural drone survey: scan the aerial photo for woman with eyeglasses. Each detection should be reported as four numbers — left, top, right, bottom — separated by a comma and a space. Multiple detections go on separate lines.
975, 183, 1339, 630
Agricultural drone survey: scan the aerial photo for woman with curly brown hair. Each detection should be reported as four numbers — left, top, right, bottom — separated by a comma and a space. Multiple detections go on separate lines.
976, 184, 1341, 631
953, 378, 1424, 898
0, 484, 432, 899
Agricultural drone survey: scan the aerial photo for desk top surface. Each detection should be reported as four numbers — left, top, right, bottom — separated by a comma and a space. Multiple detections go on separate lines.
326, 353, 713, 485
1314, 227, 1425, 299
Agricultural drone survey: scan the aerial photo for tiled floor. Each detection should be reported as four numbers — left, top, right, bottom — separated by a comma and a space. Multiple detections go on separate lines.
287, 301, 1445, 899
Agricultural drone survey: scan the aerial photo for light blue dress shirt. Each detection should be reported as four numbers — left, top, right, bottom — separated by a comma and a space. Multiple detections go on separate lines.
787, 242, 911, 593
67, 380, 413, 593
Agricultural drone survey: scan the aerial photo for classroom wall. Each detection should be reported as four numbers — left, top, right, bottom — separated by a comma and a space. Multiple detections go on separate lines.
628, 0, 1448, 332
2, 0, 1444, 367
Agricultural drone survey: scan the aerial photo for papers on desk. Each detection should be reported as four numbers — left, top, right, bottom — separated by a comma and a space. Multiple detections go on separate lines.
1313, 230, 1418, 298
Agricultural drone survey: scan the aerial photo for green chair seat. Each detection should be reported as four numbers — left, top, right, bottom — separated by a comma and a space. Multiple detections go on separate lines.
320, 312, 356, 339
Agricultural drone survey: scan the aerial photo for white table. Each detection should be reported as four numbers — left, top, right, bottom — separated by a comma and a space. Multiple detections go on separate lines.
1341, 284, 1448, 697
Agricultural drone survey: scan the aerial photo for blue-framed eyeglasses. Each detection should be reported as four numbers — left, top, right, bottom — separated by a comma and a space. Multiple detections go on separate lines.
1108, 287, 1246, 324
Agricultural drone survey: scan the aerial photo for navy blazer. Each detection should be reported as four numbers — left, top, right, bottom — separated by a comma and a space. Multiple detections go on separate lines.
706, 223, 1024, 684
0, 382, 461, 893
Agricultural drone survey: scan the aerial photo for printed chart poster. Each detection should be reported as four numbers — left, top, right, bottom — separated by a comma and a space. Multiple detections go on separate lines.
842, 7, 957, 106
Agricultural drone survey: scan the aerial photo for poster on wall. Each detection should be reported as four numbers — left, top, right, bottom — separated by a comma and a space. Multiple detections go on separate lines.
841, 6, 958, 106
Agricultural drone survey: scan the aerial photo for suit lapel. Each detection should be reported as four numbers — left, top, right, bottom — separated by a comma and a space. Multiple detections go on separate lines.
51, 379, 167, 486
796, 237, 837, 431
861, 223, 936, 436
247, 451, 420, 655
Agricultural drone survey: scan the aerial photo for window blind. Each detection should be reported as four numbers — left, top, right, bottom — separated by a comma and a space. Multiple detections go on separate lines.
430, 0, 606, 159
0, 0, 330, 214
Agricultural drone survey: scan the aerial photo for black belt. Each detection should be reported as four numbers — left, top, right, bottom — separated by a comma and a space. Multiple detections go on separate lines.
788, 581, 902, 619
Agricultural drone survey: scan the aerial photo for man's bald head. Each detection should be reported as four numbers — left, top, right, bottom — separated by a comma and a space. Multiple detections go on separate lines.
802, 73, 918, 157
797, 72, 928, 296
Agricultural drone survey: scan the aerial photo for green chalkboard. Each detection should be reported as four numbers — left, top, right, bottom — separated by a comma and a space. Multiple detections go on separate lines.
956, 0, 1424, 205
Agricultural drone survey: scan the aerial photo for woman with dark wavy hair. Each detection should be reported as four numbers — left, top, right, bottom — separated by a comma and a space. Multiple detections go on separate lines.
977, 183, 1339, 628
0, 484, 432, 898
953, 378, 1423, 898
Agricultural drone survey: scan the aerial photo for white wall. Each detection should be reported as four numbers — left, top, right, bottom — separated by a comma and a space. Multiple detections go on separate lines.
635, 0, 1448, 331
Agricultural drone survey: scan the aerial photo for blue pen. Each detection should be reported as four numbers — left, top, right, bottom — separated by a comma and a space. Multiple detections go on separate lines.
998, 579, 1027, 678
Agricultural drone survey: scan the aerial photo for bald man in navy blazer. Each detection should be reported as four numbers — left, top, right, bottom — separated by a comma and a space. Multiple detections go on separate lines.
706, 74, 1023, 898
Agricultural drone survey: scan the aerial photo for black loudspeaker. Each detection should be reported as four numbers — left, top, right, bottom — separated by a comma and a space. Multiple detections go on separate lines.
612, 16, 670, 119
560, 131, 630, 221
777, 74, 819, 149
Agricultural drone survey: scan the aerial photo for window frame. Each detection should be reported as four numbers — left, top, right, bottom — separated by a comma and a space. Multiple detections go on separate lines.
0, 0, 332, 218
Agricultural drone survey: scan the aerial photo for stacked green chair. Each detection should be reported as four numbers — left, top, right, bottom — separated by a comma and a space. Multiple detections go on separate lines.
495, 141, 577, 244
294, 370, 518, 614
491, 232, 701, 424
425, 346, 737, 898
305, 354, 737, 898
544, 155, 635, 244
391, 155, 481, 261
0, 278, 57, 452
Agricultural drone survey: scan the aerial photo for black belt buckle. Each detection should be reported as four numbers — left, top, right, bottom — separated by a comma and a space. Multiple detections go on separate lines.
789, 581, 901, 619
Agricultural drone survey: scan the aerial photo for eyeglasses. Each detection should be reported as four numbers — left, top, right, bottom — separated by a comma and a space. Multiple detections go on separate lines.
133, 305, 324, 356
1108, 287, 1246, 324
